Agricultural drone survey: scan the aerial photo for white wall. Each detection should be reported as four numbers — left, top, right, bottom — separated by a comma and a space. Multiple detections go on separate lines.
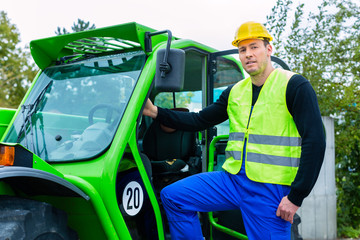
297, 116, 337, 239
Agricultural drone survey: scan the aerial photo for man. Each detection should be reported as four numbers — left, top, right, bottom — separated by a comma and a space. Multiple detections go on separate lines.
143, 21, 325, 239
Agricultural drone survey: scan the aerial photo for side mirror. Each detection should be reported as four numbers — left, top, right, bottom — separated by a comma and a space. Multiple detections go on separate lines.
155, 48, 185, 92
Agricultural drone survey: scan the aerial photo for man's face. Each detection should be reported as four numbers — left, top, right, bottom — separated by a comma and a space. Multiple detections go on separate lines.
238, 39, 272, 76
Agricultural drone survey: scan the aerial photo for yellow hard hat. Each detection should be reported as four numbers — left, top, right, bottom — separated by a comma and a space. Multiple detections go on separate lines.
232, 21, 273, 47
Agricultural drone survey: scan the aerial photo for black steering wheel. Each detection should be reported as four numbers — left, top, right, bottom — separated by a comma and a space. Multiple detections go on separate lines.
88, 104, 121, 128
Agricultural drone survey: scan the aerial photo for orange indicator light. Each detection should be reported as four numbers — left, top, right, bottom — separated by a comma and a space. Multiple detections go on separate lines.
0, 145, 15, 166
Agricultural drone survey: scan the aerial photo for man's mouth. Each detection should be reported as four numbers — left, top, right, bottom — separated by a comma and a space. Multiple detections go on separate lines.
246, 60, 256, 66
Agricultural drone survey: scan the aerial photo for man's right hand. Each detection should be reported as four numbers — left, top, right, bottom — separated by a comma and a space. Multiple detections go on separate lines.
143, 98, 158, 119
276, 196, 299, 224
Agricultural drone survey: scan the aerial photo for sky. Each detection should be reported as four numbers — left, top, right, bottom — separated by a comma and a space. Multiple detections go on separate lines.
2, 0, 321, 51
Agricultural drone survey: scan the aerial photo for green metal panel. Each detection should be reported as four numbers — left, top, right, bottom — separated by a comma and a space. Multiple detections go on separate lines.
0, 108, 16, 140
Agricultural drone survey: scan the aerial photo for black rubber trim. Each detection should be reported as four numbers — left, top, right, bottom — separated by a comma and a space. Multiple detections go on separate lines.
0, 166, 89, 200
14, 146, 33, 168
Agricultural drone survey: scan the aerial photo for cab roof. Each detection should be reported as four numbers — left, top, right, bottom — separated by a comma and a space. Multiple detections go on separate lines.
30, 22, 176, 70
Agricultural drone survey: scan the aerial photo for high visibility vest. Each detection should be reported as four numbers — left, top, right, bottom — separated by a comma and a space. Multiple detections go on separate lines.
223, 69, 301, 186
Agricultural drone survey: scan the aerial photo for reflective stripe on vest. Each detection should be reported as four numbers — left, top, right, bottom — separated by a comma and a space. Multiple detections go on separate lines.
247, 152, 300, 168
248, 134, 301, 147
225, 150, 242, 161
226, 132, 301, 167
223, 68, 302, 185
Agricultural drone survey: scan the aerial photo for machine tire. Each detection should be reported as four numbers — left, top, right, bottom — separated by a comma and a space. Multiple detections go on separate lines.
0, 196, 77, 240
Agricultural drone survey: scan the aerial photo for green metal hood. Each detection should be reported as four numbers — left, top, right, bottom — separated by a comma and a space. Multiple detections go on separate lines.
30, 22, 172, 70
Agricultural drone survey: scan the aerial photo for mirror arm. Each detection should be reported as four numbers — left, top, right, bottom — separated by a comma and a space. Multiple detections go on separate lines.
145, 30, 173, 78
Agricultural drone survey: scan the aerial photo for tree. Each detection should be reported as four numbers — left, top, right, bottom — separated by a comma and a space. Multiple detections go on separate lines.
266, 0, 360, 237
0, 11, 36, 108
55, 19, 96, 35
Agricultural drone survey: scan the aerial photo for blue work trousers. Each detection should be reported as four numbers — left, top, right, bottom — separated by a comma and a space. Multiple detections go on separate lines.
160, 169, 291, 240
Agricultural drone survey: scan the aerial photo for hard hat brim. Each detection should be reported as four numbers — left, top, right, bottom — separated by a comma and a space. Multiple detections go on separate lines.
232, 36, 272, 47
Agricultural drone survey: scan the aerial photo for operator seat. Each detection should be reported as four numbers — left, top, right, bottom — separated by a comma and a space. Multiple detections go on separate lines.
142, 108, 201, 190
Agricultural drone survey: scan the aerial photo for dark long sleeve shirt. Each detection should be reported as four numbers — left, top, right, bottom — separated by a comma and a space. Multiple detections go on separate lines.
156, 74, 326, 206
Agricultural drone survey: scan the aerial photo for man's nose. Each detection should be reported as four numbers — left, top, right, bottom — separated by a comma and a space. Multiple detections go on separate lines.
245, 49, 253, 58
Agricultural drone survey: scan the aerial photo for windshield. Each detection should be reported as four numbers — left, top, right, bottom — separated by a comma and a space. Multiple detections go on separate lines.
5, 51, 146, 162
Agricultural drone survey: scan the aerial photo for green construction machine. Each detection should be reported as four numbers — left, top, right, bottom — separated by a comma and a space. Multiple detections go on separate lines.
0, 22, 299, 239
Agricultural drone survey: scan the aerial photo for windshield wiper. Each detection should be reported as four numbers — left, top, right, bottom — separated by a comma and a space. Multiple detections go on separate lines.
16, 80, 53, 155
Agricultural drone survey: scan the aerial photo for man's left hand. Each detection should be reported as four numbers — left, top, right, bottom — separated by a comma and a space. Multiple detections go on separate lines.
276, 196, 299, 224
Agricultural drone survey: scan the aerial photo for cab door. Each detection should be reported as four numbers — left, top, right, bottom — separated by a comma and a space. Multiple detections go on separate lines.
205, 49, 247, 240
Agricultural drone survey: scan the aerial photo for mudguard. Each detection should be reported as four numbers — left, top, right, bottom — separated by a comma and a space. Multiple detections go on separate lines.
0, 166, 89, 200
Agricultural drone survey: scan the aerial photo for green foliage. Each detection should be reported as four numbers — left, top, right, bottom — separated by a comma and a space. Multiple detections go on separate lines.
266, 0, 360, 238
55, 19, 96, 35
0, 11, 36, 108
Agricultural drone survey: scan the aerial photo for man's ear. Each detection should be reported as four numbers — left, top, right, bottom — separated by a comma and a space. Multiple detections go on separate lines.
266, 44, 273, 57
